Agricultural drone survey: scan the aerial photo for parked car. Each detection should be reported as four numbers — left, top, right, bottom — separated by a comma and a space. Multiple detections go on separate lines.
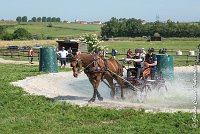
7, 45, 19, 50
20, 46, 30, 50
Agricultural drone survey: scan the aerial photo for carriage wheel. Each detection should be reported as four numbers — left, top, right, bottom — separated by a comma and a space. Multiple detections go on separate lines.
141, 85, 151, 93
156, 84, 168, 92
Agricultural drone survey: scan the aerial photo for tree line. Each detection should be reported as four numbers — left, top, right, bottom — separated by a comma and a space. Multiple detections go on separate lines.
16, 16, 61, 23
101, 17, 200, 38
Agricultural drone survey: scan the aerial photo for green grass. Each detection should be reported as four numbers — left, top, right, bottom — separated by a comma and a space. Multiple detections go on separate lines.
0, 63, 200, 133
1, 22, 102, 38
102, 40, 199, 66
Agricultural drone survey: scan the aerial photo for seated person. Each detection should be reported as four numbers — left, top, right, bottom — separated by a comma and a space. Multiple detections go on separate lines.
127, 48, 133, 58
132, 48, 144, 79
144, 48, 157, 80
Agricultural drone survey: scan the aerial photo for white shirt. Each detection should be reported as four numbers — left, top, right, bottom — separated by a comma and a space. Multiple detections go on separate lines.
58, 50, 68, 58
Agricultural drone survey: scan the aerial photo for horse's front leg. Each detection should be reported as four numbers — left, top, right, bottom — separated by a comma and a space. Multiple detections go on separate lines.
89, 87, 97, 103
88, 77, 102, 102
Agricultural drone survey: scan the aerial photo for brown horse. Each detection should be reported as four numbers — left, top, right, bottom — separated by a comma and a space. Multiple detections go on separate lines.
71, 53, 125, 102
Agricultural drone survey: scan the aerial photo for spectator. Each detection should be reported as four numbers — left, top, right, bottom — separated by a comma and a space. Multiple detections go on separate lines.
57, 47, 68, 68
144, 48, 157, 80
67, 47, 72, 54
28, 47, 34, 64
94, 48, 99, 54
127, 48, 133, 58
102, 48, 107, 58
111, 48, 117, 59
67, 47, 73, 63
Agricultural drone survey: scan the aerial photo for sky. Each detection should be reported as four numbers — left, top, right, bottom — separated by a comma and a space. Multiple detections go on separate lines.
1, 0, 200, 22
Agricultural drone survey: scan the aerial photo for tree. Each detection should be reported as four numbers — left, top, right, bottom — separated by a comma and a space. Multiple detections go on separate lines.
47, 17, 51, 22
22, 16, 27, 22
13, 28, 32, 40
79, 34, 105, 52
16, 16, 22, 24
37, 17, 41, 22
32, 17, 36, 22
56, 17, 61, 22
51, 17, 56, 22
42, 17, 47, 22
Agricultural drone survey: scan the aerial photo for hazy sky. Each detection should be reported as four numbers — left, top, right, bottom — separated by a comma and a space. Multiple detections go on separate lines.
1, 0, 200, 22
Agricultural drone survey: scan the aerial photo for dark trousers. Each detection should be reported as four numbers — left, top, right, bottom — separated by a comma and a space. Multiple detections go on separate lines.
29, 56, 33, 63
135, 68, 143, 79
60, 58, 66, 66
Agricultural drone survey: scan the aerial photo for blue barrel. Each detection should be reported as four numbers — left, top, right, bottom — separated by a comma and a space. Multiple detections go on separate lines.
39, 47, 58, 73
156, 54, 174, 80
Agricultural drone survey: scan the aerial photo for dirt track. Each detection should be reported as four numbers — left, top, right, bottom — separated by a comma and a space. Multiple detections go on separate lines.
1, 57, 199, 112
10, 62, 200, 113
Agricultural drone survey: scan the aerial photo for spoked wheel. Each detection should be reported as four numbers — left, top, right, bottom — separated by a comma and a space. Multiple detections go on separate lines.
157, 85, 168, 92
137, 85, 151, 103
141, 84, 151, 93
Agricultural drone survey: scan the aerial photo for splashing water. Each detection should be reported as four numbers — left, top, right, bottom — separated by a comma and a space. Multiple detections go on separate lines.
123, 66, 200, 109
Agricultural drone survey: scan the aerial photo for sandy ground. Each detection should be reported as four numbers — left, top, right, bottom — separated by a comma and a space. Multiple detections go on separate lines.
0, 58, 39, 65
1, 58, 199, 113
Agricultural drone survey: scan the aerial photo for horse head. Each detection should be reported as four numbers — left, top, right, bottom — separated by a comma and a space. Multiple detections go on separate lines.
71, 54, 82, 77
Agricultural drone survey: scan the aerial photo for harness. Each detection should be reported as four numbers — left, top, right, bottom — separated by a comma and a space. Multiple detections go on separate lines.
73, 55, 138, 91
74, 55, 109, 74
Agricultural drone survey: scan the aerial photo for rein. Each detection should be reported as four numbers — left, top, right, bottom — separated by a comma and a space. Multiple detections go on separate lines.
75, 56, 100, 74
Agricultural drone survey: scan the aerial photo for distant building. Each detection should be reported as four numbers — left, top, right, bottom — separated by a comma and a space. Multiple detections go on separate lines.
0, 19, 16, 22
92, 21, 102, 25
56, 39, 88, 54
150, 36, 162, 41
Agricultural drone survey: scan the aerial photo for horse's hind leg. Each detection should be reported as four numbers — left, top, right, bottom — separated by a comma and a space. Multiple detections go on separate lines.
116, 77, 125, 100
105, 76, 116, 99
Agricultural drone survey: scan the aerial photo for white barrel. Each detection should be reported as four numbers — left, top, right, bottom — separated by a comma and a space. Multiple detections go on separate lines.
176, 51, 182, 55
188, 51, 195, 56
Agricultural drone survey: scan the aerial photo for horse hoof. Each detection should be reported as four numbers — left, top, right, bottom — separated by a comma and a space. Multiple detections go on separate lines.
98, 97, 103, 101
88, 98, 95, 103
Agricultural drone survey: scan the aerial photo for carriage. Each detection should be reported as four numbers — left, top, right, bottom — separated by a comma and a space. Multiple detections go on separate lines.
117, 63, 168, 93
71, 53, 168, 102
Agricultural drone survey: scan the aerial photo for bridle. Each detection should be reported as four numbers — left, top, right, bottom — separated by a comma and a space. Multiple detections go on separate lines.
71, 55, 100, 74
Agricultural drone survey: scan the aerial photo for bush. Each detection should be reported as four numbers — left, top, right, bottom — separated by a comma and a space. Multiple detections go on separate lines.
13, 28, 32, 40
2, 33, 13, 40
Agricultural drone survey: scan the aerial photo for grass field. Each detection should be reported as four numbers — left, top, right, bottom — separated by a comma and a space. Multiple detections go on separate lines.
0, 64, 199, 133
0, 39, 199, 66
1, 22, 102, 38
102, 39, 199, 66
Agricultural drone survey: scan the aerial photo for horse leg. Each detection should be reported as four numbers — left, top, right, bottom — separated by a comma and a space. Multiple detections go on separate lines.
95, 76, 103, 101
88, 78, 102, 102
96, 91, 103, 101
105, 75, 116, 99
88, 88, 97, 103
116, 77, 125, 100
